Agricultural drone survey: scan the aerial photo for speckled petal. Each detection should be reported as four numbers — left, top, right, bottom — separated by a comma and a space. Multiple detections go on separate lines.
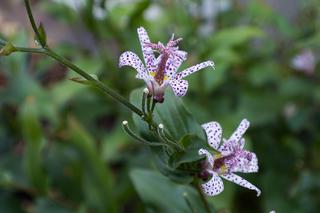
201, 173, 224, 196
164, 51, 187, 80
218, 139, 233, 154
234, 152, 259, 173
119, 51, 149, 80
169, 79, 188, 97
201, 122, 222, 150
174, 61, 214, 80
137, 27, 156, 72
221, 173, 261, 196
229, 119, 250, 143
198, 148, 214, 167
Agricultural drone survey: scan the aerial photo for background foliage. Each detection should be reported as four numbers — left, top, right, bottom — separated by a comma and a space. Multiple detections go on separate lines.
0, 0, 319, 212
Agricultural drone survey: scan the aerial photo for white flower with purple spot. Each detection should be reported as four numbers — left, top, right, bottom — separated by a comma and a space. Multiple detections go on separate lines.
198, 119, 261, 197
119, 27, 214, 103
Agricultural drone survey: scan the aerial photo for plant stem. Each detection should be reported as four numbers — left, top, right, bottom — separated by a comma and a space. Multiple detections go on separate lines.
194, 179, 212, 213
151, 99, 156, 113
21, 0, 145, 117
24, 0, 46, 47
141, 91, 147, 115
44, 49, 144, 116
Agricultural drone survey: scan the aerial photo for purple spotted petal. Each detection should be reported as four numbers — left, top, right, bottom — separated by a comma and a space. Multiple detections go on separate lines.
218, 139, 234, 154
164, 51, 187, 80
199, 148, 214, 168
221, 173, 261, 196
202, 122, 222, 150
229, 119, 250, 143
169, 79, 188, 97
174, 61, 215, 80
119, 51, 149, 80
233, 152, 259, 173
137, 27, 157, 72
201, 173, 224, 196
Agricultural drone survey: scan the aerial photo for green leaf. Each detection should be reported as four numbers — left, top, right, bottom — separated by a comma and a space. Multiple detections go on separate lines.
169, 134, 205, 170
130, 88, 205, 141
35, 23, 47, 47
130, 169, 213, 213
67, 117, 115, 213
150, 147, 194, 184
210, 26, 264, 48
20, 96, 48, 194
129, 88, 208, 183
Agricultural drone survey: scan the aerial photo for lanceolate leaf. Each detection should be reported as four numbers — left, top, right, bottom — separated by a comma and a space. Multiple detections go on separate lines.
20, 96, 48, 194
67, 117, 115, 213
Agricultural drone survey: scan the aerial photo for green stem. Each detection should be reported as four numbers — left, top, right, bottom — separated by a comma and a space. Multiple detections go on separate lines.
44, 48, 143, 116
146, 95, 151, 113
0, 43, 143, 117
21, 0, 144, 116
141, 91, 147, 115
24, 0, 46, 47
151, 99, 156, 114
122, 122, 170, 148
157, 127, 184, 152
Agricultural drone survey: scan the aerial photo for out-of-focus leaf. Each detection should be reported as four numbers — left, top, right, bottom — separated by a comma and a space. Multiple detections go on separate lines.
20, 96, 48, 194
210, 26, 265, 48
34, 198, 74, 213
248, 61, 282, 86
130, 169, 214, 213
67, 117, 115, 213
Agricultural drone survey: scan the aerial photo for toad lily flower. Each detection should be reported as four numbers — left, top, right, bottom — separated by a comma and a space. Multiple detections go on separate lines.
198, 119, 261, 196
119, 27, 214, 103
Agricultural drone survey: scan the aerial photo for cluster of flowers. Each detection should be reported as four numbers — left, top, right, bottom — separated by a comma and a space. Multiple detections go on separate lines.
119, 27, 260, 197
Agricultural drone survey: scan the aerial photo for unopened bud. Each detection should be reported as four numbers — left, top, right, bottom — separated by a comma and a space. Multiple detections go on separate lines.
158, 123, 164, 129
143, 88, 149, 94
122, 120, 128, 125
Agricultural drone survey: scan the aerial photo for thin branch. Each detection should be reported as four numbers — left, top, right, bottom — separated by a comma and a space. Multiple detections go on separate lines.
24, 0, 46, 47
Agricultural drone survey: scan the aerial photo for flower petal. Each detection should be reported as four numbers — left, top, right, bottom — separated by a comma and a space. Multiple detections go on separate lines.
119, 51, 149, 80
169, 79, 188, 97
137, 27, 156, 72
201, 173, 224, 196
198, 148, 214, 168
218, 119, 250, 153
233, 152, 259, 173
221, 173, 261, 196
239, 138, 245, 149
174, 60, 214, 80
229, 119, 250, 143
202, 121, 222, 150
164, 51, 187, 80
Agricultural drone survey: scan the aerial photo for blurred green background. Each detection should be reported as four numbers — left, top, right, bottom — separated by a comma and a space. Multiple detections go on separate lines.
0, 0, 319, 212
